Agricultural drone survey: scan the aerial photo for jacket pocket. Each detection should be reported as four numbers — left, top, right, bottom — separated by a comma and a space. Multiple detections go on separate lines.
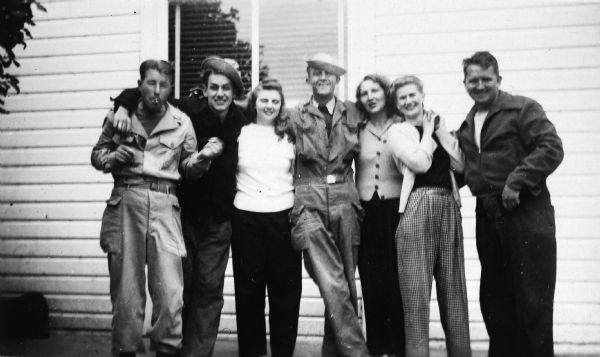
158, 132, 183, 170
100, 194, 123, 254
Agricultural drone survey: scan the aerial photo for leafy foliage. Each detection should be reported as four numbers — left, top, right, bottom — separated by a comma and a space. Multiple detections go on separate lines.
0, 0, 46, 114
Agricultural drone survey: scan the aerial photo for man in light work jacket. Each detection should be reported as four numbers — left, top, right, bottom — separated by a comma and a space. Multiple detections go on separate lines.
456, 51, 564, 357
91, 59, 222, 357
289, 53, 369, 357
110, 57, 247, 357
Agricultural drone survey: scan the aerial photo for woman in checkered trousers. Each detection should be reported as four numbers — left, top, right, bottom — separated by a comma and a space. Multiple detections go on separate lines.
387, 75, 472, 357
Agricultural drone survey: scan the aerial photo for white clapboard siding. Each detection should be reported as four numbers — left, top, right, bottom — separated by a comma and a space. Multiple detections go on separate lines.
3, 91, 120, 112
17, 72, 139, 94
13, 34, 140, 59
30, 14, 139, 39
10, 53, 139, 77
0, 0, 142, 338
377, 47, 600, 76
0, 109, 113, 130
0, 184, 112, 202
1, 128, 102, 148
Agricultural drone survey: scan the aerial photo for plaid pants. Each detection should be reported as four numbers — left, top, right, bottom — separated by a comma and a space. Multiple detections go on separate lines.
396, 187, 471, 357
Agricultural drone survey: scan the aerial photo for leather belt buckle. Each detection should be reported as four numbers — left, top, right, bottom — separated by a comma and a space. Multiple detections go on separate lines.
326, 174, 336, 184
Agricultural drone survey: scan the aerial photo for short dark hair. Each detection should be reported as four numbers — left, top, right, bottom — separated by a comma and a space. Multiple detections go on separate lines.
462, 51, 500, 80
355, 74, 395, 118
246, 77, 295, 143
139, 59, 175, 84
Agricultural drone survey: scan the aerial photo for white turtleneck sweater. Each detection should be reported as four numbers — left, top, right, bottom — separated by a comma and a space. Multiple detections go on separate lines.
234, 123, 295, 212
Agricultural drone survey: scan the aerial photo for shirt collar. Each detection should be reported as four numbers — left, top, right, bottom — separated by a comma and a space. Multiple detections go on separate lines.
311, 96, 336, 115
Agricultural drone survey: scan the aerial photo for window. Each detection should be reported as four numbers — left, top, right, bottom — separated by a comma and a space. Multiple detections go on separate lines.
169, 0, 342, 103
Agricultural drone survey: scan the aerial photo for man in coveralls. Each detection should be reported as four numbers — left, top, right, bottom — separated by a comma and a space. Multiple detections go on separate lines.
110, 57, 246, 357
289, 53, 369, 357
456, 51, 564, 357
91, 59, 223, 356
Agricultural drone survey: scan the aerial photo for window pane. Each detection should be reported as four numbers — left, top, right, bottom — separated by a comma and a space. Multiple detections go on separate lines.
169, 0, 253, 97
259, 0, 339, 105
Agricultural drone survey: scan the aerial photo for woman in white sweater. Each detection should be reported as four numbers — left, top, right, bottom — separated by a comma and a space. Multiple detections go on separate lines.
230, 78, 301, 357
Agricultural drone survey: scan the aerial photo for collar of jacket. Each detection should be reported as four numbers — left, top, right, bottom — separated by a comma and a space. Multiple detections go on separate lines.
462, 90, 520, 132
181, 96, 248, 135
130, 104, 184, 139
299, 97, 348, 130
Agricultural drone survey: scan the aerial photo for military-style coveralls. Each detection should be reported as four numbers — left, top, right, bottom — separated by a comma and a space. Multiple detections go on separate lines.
91, 105, 205, 356
289, 99, 369, 357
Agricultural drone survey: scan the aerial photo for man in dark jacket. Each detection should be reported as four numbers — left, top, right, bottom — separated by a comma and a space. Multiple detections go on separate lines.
111, 57, 247, 357
456, 51, 564, 357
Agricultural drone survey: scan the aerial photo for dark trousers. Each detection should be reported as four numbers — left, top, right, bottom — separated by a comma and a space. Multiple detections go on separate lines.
358, 193, 405, 356
476, 190, 556, 357
231, 208, 302, 357
180, 216, 232, 357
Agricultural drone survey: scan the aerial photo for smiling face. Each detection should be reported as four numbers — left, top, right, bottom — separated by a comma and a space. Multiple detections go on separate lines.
359, 79, 386, 117
138, 69, 172, 114
464, 64, 501, 110
205, 73, 234, 118
307, 67, 339, 102
395, 83, 424, 120
255, 89, 282, 126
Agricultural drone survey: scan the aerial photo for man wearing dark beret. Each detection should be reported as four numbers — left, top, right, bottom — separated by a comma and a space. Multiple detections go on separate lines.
288, 53, 369, 357
110, 56, 247, 357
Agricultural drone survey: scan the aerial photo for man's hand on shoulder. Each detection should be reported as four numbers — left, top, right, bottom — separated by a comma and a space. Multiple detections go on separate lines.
114, 106, 132, 134
502, 185, 520, 211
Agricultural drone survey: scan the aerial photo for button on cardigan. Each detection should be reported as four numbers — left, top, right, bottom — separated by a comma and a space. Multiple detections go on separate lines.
355, 117, 404, 201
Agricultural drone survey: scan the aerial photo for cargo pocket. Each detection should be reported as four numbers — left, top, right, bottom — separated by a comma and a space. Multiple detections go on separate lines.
100, 194, 123, 254
289, 205, 321, 252
158, 195, 186, 257
170, 198, 186, 257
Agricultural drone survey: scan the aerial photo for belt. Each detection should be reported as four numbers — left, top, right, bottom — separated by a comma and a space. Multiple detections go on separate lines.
416, 186, 451, 196
114, 178, 177, 195
296, 174, 348, 185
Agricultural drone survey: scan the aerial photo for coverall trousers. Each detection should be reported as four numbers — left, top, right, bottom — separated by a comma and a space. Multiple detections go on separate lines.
291, 183, 369, 357
476, 190, 556, 357
103, 187, 184, 356
180, 216, 232, 357
396, 187, 471, 357
231, 208, 302, 357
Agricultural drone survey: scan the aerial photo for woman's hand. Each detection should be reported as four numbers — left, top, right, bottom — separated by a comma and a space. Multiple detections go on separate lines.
422, 110, 436, 136
433, 112, 448, 135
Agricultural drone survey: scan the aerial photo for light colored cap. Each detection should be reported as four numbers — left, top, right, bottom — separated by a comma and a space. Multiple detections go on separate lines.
306, 53, 346, 76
